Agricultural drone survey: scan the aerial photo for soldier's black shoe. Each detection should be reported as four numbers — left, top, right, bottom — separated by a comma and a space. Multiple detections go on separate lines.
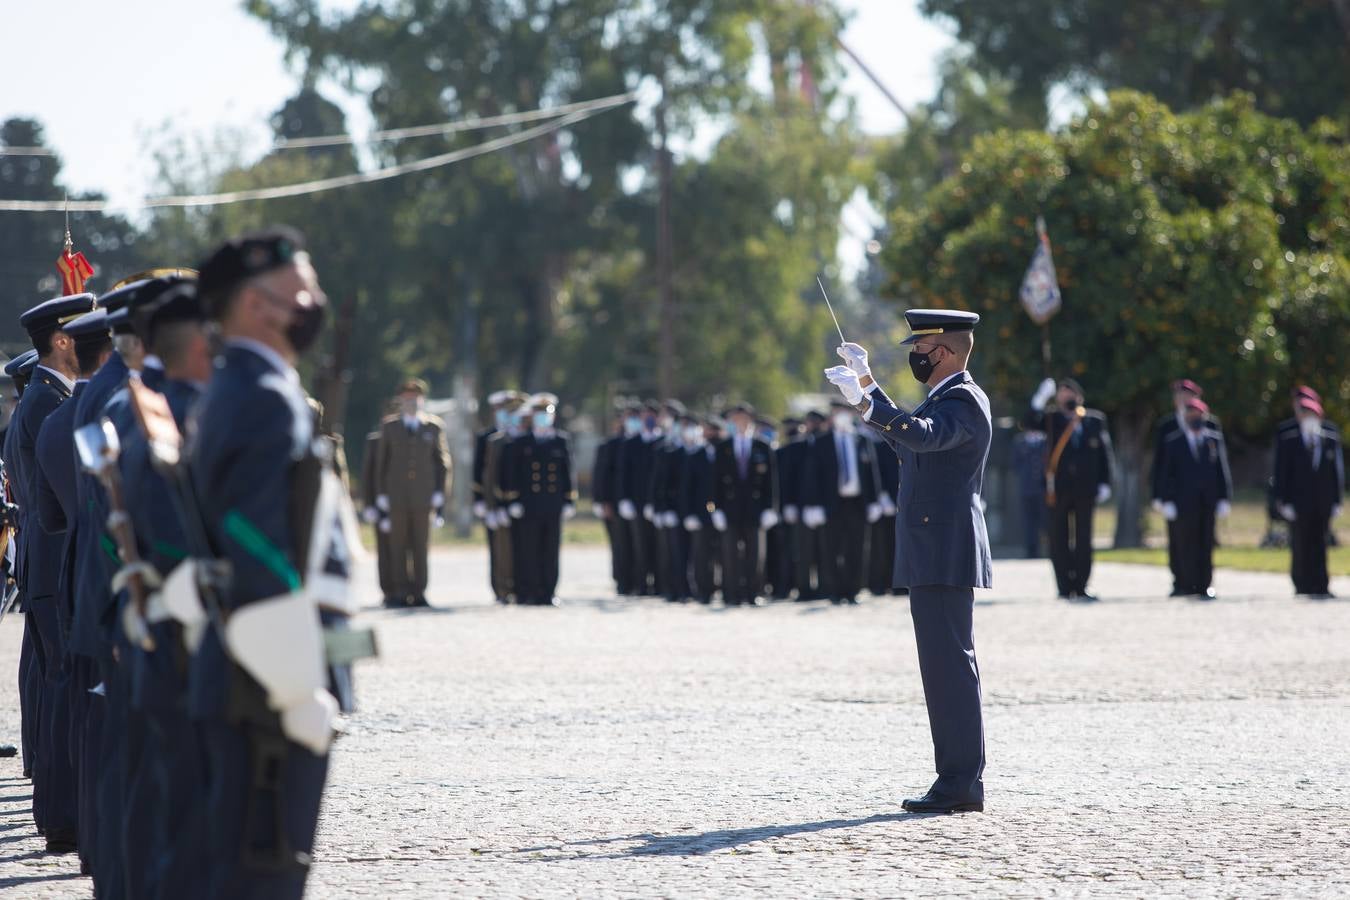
1076, 592, 1100, 603
381, 595, 404, 608
901, 792, 983, 814
44, 830, 77, 854
1196, 588, 1216, 601
0, 743, 16, 757
410, 595, 430, 608
1169, 587, 1187, 598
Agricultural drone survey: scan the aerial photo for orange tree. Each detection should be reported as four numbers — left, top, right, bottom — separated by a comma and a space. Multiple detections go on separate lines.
882, 91, 1350, 547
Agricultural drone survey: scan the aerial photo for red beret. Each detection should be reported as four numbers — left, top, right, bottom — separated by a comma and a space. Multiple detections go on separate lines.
1293, 385, 1321, 404
1185, 397, 1209, 415
1298, 397, 1324, 417
1172, 379, 1203, 396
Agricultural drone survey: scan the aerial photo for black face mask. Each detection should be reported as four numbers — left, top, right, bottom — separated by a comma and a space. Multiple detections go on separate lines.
286, 300, 326, 356
908, 347, 939, 383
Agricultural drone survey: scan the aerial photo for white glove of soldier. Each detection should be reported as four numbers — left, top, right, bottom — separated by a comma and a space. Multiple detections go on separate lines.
879, 494, 897, 517
1032, 377, 1056, 410
643, 504, 655, 522
866, 503, 883, 524
803, 506, 826, 529
431, 492, 445, 508
562, 504, 576, 521
376, 494, 390, 513
711, 510, 728, 532
1279, 503, 1296, 522
1151, 498, 1164, 514
618, 499, 637, 521
1334, 505, 1343, 519
760, 509, 779, 531
473, 500, 488, 519
782, 504, 799, 525
1096, 483, 1112, 505
592, 501, 608, 520
378, 517, 392, 534
1161, 502, 1178, 522
433, 510, 446, 528
836, 342, 871, 379
362, 506, 379, 525
683, 515, 702, 532
508, 502, 524, 519
484, 509, 500, 530
662, 511, 678, 528
824, 366, 863, 406
1216, 500, 1231, 519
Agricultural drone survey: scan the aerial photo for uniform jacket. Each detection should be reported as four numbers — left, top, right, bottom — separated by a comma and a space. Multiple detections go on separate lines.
374, 413, 450, 511
649, 440, 685, 515
1273, 418, 1344, 517
678, 445, 716, 525
472, 427, 496, 505
775, 438, 808, 512
801, 427, 879, 513
483, 431, 514, 510
1038, 406, 1114, 498
34, 381, 84, 639
617, 433, 659, 505
591, 435, 621, 506
1155, 424, 1232, 511
711, 435, 776, 528
864, 371, 993, 589
11, 367, 72, 602
359, 431, 381, 511
513, 431, 576, 516
1151, 412, 1222, 500
866, 429, 900, 501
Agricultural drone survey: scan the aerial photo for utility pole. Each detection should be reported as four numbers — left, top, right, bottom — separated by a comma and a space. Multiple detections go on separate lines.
655, 85, 676, 399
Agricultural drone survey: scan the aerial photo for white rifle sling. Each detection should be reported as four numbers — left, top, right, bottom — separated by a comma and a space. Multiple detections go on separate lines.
161, 559, 209, 652
224, 589, 336, 755
304, 466, 360, 616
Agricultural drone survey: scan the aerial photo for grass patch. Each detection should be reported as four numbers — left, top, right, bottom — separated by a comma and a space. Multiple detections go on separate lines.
1097, 546, 1350, 577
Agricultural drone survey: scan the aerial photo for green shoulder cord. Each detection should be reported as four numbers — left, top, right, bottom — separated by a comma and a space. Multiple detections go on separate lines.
222, 509, 302, 592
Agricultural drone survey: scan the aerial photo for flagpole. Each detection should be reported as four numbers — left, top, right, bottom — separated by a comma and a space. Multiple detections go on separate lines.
1041, 322, 1052, 377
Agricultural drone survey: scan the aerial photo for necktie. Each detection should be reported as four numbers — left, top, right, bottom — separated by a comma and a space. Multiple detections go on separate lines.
737, 438, 748, 479
1310, 436, 1321, 470
838, 433, 855, 490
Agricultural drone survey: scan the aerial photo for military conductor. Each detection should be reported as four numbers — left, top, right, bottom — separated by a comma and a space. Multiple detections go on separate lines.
825, 309, 990, 814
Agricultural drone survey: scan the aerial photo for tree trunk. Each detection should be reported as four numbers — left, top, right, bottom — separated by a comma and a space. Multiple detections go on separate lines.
1111, 407, 1152, 549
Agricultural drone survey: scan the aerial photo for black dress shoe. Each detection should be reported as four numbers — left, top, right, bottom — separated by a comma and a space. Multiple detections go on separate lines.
0, 743, 16, 757
410, 595, 431, 607
1076, 592, 1100, 603
45, 830, 78, 854
1197, 587, 1216, 601
381, 595, 404, 608
901, 792, 983, 814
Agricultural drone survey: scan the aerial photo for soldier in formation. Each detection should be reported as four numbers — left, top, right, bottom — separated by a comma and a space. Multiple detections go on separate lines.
2, 226, 372, 899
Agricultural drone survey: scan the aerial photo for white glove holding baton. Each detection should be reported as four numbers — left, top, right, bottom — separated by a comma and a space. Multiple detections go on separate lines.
824, 366, 863, 406
836, 343, 871, 379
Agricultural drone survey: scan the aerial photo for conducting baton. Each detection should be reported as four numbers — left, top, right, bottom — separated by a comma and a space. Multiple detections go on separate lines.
817, 276, 847, 344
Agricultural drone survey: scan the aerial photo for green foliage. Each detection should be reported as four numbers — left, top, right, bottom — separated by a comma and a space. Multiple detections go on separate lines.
921, 0, 1350, 126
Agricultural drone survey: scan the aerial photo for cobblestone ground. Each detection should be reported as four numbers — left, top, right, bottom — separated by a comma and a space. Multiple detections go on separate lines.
2, 548, 1348, 897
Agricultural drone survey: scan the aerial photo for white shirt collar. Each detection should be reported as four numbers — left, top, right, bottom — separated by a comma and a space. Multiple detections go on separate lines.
36, 365, 75, 393
224, 337, 299, 385
927, 370, 966, 397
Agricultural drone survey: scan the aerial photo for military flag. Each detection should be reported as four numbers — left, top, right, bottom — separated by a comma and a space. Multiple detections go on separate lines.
1019, 216, 1061, 325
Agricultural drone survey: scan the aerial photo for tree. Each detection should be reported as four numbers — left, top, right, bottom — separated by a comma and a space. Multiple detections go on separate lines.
0, 118, 148, 353
882, 91, 1350, 547
920, 0, 1350, 126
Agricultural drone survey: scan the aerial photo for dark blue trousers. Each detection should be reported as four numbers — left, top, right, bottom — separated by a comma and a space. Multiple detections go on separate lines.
142, 710, 208, 899
19, 613, 41, 778
29, 594, 77, 837
73, 658, 104, 873
202, 720, 329, 900
95, 654, 128, 900
908, 584, 985, 802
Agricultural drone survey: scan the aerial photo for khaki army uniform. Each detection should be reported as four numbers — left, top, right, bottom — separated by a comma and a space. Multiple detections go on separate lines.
373, 412, 451, 600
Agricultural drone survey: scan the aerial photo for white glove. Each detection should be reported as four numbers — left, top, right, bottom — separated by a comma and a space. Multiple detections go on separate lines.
484, 509, 500, 530
378, 517, 392, 534
1279, 503, 1296, 522
782, 504, 799, 525
711, 510, 728, 532
879, 495, 897, 517
803, 506, 826, 529
661, 511, 678, 528
361, 506, 379, 525
472, 500, 488, 519
643, 504, 655, 522
683, 515, 702, 532
1334, 505, 1343, 519
1096, 483, 1111, 505
618, 499, 637, 521
1032, 377, 1056, 409
824, 366, 863, 406
759, 509, 779, 531
1161, 502, 1178, 522
866, 503, 883, 524
1151, 498, 1164, 514
592, 501, 608, 520
375, 494, 390, 513
1216, 500, 1231, 519
430, 492, 445, 508
508, 502, 524, 520
836, 342, 871, 379
562, 504, 576, 521
433, 512, 446, 528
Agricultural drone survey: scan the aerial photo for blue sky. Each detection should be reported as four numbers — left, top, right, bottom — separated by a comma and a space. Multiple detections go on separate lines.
1, 1, 954, 211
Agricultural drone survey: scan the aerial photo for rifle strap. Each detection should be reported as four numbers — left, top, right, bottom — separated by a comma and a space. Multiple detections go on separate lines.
1045, 409, 1084, 508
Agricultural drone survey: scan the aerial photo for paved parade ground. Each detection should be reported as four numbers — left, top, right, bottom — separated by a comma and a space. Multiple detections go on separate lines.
1, 547, 1348, 897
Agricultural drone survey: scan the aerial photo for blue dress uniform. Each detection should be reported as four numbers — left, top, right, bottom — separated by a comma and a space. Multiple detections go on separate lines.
865, 427, 901, 596
711, 410, 777, 606
591, 424, 626, 592
1273, 394, 1344, 597
3, 349, 41, 778
616, 407, 661, 596
678, 430, 718, 603
801, 408, 879, 605
190, 228, 345, 900
854, 309, 991, 811
1150, 380, 1222, 594
1155, 399, 1232, 598
509, 399, 575, 605
1037, 386, 1114, 600
11, 293, 94, 849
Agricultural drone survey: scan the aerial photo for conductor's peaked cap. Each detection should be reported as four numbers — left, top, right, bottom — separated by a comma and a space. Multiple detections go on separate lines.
899, 309, 980, 346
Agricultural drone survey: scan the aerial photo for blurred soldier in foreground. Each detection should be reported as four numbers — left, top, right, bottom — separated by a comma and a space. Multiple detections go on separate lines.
1031, 377, 1114, 602
826, 309, 991, 814
191, 227, 355, 899
372, 378, 451, 608
1274, 387, 1344, 598
711, 404, 777, 606
1155, 397, 1232, 599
